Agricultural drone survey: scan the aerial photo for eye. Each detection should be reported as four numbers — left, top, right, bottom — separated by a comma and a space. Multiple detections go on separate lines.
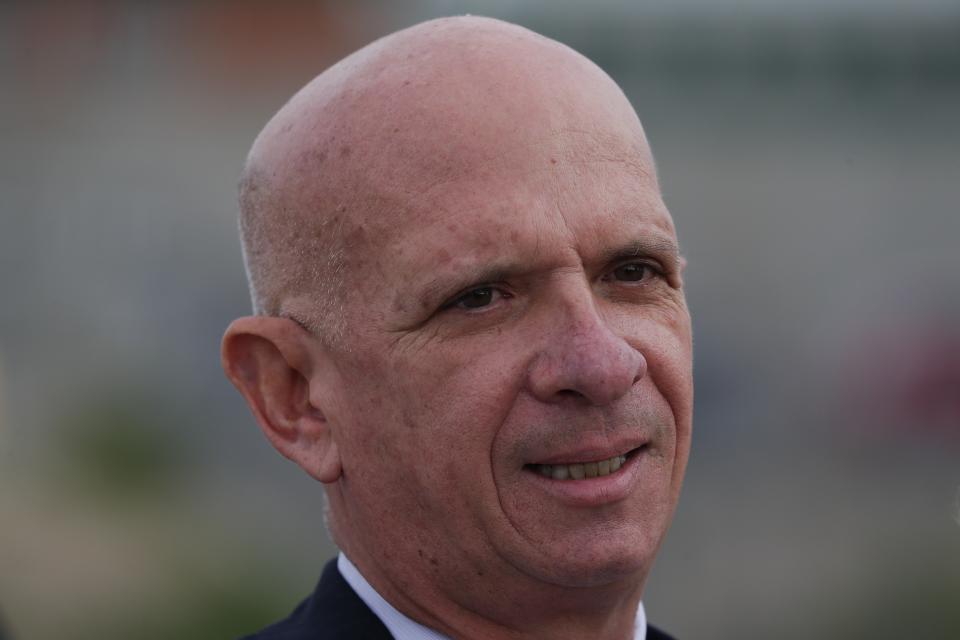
446, 286, 508, 310
611, 262, 654, 282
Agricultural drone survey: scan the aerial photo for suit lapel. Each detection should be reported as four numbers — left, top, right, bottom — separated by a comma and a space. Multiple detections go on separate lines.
240, 559, 394, 639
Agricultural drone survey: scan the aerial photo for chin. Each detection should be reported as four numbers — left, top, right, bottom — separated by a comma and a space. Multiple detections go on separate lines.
516, 529, 659, 589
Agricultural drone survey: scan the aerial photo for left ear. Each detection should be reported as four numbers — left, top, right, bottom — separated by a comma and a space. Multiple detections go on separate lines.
220, 316, 342, 483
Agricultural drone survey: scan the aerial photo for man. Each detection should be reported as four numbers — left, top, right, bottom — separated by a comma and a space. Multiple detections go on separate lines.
222, 16, 692, 640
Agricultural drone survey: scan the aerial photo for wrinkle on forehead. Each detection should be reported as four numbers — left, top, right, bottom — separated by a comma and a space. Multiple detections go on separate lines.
404, 128, 658, 215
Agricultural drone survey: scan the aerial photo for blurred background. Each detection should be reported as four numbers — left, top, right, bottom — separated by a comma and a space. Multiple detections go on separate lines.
1, 1, 958, 638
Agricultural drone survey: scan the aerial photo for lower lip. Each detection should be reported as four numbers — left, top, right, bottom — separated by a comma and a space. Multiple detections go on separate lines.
522, 446, 647, 507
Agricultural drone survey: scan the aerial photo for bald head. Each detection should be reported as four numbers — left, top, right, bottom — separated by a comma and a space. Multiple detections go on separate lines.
239, 16, 656, 340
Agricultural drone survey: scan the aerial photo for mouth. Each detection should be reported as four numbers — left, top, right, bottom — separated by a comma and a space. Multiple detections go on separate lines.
524, 445, 646, 481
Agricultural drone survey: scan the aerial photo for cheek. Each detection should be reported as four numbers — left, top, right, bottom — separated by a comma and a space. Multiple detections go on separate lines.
645, 330, 693, 411
636, 311, 694, 485
333, 340, 531, 561
339, 338, 527, 468
625, 303, 693, 401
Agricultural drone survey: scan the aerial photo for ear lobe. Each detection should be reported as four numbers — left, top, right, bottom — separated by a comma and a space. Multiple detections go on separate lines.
221, 316, 342, 484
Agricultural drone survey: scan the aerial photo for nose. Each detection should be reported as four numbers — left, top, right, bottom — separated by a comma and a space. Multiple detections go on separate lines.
526, 298, 647, 406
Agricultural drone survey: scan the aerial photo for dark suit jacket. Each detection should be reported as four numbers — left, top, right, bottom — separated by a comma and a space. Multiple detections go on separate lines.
241, 559, 676, 639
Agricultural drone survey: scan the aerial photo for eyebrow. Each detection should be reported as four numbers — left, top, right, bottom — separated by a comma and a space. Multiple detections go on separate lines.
595, 235, 682, 272
415, 262, 524, 311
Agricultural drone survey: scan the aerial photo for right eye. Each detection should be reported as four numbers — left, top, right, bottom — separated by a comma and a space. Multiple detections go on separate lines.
445, 286, 510, 311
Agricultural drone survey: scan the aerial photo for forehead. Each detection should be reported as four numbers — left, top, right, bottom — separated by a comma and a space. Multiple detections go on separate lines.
337, 137, 677, 313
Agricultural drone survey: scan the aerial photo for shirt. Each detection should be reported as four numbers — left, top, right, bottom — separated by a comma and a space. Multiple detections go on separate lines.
338, 552, 648, 640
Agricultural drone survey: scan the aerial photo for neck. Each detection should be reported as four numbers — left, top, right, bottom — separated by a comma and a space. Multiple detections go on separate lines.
341, 544, 646, 640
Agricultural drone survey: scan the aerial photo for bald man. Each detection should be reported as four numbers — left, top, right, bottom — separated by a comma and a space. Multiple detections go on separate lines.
222, 16, 691, 640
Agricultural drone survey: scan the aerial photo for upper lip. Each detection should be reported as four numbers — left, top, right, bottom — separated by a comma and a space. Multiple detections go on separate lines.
527, 437, 648, 466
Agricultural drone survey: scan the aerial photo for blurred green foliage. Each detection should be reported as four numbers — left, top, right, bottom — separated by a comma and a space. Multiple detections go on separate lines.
103, 570, 297, 640
55, 392, 187, 504
39, 388, 312, 639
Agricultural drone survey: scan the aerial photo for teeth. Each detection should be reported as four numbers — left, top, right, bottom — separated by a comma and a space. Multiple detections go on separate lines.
534, 454, 628, 480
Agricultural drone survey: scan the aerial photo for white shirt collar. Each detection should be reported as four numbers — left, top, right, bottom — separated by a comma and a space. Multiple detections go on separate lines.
338, 552, 648, 640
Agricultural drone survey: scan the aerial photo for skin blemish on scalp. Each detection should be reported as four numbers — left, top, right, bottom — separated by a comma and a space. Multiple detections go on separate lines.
340, 146, 352, 158
550, 158, 557, 164
344, 223, 368, 247
297, 146, 327, 169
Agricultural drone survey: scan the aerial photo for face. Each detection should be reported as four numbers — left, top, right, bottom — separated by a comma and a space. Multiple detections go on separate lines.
313, 128, 693, 598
